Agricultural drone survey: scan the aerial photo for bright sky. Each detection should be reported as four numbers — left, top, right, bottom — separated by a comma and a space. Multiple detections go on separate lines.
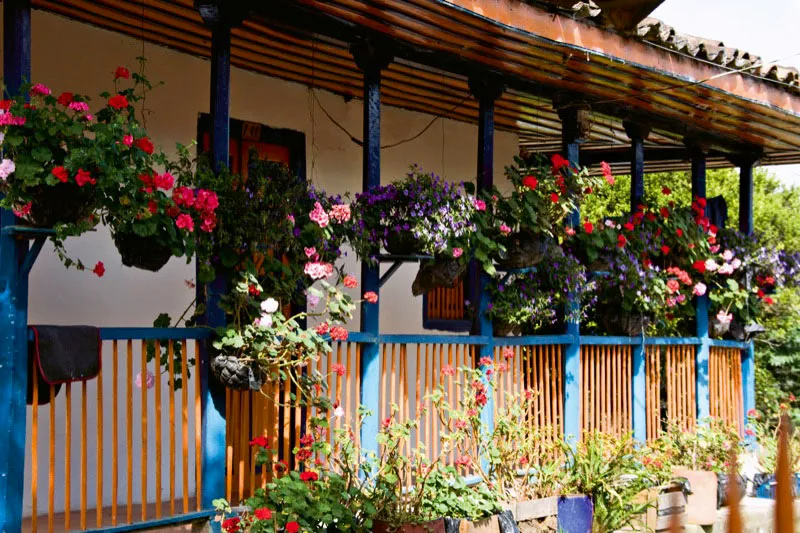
651, 0, 800, 187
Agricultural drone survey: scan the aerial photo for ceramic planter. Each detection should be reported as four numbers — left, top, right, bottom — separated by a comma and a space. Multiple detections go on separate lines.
27, 181, 95, 227
514, 495, 592, 533
671, 468, 717, 526
113, 231, 172, 272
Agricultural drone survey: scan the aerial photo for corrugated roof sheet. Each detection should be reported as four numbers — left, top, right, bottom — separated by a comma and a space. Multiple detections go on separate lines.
529, 1, 799, 94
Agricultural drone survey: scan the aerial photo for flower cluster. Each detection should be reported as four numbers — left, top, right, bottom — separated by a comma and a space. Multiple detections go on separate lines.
350, 165, 477, 262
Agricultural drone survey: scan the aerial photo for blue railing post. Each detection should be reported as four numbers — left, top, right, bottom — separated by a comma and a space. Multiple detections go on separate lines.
352, 38, 392, 456
196, 9, 236, 513
557, 103, 589, 443
625, 121, 650, 443
469, 78, 503, 447
0, 1, 31, 530
736, 153, 759, 438
688, 141, 711, 422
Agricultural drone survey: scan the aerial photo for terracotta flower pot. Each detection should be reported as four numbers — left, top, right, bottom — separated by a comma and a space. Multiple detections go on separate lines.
113, 231, 172, 272
26, 181, 95, 227
373, 519, 446, 533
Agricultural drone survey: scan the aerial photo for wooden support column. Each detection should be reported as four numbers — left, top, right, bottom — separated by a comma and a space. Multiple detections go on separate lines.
352, 37, 392, 457
196, 3, 241, 514
0, 1, 31, 530
625, 121, 650, 443
557, 102, 591, 442
469, 77, 504, 447
733, 153, 760, 439
688, 140, 711, 423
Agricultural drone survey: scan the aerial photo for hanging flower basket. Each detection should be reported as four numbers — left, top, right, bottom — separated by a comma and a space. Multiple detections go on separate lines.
411, 259, 467, 296
599, 308, 651, 337
113, 231, 172, 272
709, 315, 731, 339
26, 182, 95, 228
385, 230, 421, 255
495, 232, 551, 269
493, 317, 522, 337
210, 355, 263, 391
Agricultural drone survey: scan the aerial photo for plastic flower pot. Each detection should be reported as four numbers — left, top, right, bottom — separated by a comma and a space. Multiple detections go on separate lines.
385, 230, 421, 255
373, 519, 446, 533
411, 259, 467, 296
210, 355, 263, 391
113, 231, 172, 272
753, 473, 800, 499
716, 473, 746, 508
495, 232, 550, 269
26, 181, 95, 227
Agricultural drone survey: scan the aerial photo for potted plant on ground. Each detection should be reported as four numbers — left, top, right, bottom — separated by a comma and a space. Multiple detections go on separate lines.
649, 419, 744, 525
350, 165, 477, 295
749, 403, 800, 498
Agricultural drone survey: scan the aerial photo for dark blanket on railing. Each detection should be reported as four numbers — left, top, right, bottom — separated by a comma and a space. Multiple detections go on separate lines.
27, 326, 101, 405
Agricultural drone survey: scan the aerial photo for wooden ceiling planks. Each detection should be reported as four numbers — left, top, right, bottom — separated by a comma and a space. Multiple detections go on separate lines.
29, 0, 800, 170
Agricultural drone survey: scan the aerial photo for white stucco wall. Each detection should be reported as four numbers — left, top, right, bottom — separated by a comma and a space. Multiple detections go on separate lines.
14, 11, 518, 517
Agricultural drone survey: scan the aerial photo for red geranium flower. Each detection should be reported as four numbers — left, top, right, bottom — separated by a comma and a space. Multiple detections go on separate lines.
114, 66, 131, 80
285, 522, 300, 533
364, 291, 378, 304
249, 435, 269, 448
551, 154, 569, 171
92, 261, 105, 278
662, 186, 671, 195
661, 245, 670, 255
617, 234, 627, 248
57, 92, 74, 106
659, 207, 670, 218
522, 175, 538, 189
108, 94, 129, 110
343, 274, 358, 288
550, 192, 559, 203
623, 222, 634, 231
135, 137, 155, 155
676, 228, 683, 237
300, 471, 319, 482
51, 166, 69, 183
600, 161, 614, 185
583, 221, 593, 234
692, 260, 706, 273
253, 508, 272, 520
332, 363, 346, 377
222, 517, 240, 533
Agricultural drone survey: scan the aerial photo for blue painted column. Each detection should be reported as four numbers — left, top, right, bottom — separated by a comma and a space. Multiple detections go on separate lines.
557, 105, 589, 442
736, 154, 758, 437
625, 121, 650, 443
199, 20, 232, 512
0, 1, 31, 530
352, 39, 392, 456
688, 141, 711, 422
469, 78, 504, 444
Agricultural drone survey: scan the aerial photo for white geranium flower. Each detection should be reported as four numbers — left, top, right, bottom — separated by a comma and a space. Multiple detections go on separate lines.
260, 297, 279, 314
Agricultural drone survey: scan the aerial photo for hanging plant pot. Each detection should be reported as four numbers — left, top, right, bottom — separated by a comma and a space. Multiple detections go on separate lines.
113, 231, 172, 272
493, 318, 522, 337
26, 182, 95, 227
384, 230, 421, 255
599, 308, 650, 336
411, 259, 467, 296
709, 315, 731, 339
210, 355, 263, 391
496, 233, 551, 269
